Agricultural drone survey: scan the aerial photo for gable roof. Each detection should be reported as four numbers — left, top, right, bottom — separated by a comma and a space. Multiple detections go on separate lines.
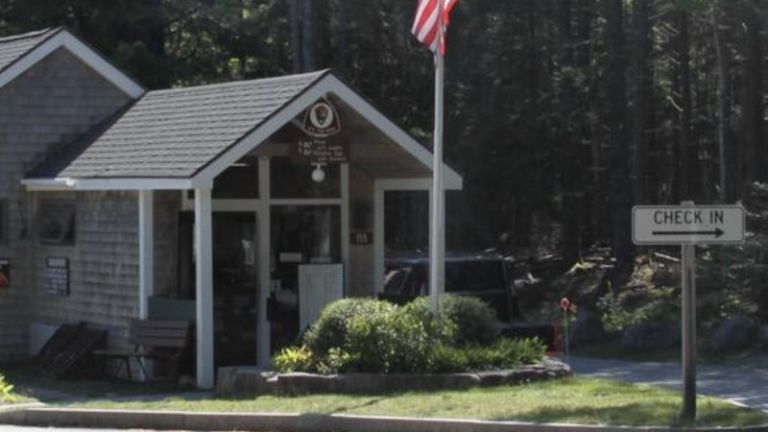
53, 70, 328, 179
0, 28, 56, 73
24, 69, 462, 191
0, 27, 144, 97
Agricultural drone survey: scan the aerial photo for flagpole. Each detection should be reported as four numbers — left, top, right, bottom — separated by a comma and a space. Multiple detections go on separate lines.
430, 0, 445, 315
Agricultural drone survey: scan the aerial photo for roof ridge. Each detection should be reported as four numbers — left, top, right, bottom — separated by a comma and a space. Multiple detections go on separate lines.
148, 69, 331, 95
0, 27, 58, 43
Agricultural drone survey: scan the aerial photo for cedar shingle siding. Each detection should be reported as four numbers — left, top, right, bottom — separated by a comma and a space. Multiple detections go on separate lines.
0, 47, 131, 363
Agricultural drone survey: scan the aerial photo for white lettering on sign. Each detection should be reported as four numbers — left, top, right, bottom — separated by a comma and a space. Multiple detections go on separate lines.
632, 205, 745, 245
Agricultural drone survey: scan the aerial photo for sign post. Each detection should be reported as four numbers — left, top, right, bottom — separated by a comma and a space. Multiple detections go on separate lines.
679, 202, 697, 421
632, 202, 744, 422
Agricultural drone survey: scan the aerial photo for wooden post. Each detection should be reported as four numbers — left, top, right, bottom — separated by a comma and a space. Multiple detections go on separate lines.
257, 156, 271, 368
138, 190, 154, 320
680, 200, 697, 421
195, 188, 214, 389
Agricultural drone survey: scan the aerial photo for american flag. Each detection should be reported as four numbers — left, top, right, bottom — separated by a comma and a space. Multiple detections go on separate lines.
411, 0, 459, 55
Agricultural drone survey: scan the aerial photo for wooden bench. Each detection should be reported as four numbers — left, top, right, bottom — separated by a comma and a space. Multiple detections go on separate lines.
95, 319, 190, 382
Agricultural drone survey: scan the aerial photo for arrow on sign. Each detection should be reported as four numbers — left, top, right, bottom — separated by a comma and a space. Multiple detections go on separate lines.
651, 227, 725, 238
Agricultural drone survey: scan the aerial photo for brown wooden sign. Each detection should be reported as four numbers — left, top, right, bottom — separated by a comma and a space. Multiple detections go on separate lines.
296, 100, 348, 163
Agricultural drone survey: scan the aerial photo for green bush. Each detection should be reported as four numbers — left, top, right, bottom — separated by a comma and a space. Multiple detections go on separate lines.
271, 346, 313, 373
443, 295, 500, 346
272, 297, 544, 375
304, 298, 396, 357
429, 338, 546, 373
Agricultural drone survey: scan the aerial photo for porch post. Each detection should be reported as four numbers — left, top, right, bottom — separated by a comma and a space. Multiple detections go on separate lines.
340, 163, 350, 295
138, 190, 154, 319
373, 182, 385, 293
194, 187, 215, 389
257, 156, 271, 367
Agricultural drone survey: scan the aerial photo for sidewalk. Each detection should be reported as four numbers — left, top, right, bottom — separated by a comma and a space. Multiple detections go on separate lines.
569, 355, 768, 413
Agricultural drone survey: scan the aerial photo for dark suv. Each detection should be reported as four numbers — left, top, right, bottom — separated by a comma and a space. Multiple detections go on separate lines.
378, 252, 518, 323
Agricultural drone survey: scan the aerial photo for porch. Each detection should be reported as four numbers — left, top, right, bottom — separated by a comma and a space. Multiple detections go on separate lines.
23, 70, 462, 388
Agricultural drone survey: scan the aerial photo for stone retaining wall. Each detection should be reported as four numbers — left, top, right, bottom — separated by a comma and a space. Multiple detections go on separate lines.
216, 358, 571, 396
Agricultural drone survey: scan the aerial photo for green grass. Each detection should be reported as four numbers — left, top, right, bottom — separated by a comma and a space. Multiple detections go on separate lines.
2, 368, 185, 403
66, 378, 768, 427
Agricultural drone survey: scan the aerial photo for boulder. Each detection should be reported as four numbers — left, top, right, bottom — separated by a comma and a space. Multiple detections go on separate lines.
622, 323, 680, 351
759, 325, 768, 348
710, 316, 756, 353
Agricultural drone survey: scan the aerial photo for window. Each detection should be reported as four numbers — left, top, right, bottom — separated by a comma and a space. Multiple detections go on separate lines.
213, 158, 259, 199
0, 200, 6, 244
37, 199, 76, 245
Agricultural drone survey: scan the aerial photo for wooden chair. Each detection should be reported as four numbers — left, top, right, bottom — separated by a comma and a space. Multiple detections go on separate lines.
95, 319, 191, 382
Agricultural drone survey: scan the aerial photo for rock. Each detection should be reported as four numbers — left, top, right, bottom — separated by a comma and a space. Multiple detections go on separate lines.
567, 309, 607, 348
759, 325, 768, 348
710, 316, 756, 353
622, 323, 680, 351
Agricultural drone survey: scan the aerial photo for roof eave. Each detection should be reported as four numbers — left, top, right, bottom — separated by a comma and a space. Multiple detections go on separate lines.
0, 27, 144, 98
22, 177, 207, 191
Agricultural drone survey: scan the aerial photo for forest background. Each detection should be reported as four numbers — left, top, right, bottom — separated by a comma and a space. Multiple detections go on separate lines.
1, 0, 765, 275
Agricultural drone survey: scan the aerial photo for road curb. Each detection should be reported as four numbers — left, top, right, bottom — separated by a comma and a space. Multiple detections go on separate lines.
2, 408, 768, 432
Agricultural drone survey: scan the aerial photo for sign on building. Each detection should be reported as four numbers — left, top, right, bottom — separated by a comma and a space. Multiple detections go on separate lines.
632, 205, 745, 245
296, 99, 348, 164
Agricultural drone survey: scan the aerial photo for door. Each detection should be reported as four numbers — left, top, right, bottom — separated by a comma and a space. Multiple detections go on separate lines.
212, 212, 258, 367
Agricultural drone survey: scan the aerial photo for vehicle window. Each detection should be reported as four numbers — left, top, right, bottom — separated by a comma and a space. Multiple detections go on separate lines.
445, 261, 505, 292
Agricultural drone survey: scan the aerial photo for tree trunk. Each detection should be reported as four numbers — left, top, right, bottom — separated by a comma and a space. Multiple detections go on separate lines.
742, 10, 765, 183
289, 0, 302, 72
711, 6, 730, 201
676, 10, 693, 201
301, 0, 316, 71
558, 0, 581, 264
630, 0, 653, 204
601, 0, 633, 276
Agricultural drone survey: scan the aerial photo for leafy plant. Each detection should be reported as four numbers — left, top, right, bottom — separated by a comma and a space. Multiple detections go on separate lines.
303, 299, 396, 357
271, 346, 313, 373
0, 373, 15, 403
443, 295, 500, 346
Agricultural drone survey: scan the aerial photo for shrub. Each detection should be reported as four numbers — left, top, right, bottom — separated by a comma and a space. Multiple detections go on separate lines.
429, 338, 546, 373
443, 295, 500, 346
0, 373, 15, 403
304, 298, 396, 356
271, 346, 313, 373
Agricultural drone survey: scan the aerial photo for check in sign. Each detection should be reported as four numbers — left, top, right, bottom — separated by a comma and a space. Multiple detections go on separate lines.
632, 205, 745, 245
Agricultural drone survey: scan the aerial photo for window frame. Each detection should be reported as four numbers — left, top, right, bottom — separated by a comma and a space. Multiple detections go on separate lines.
36, 198, 77, 246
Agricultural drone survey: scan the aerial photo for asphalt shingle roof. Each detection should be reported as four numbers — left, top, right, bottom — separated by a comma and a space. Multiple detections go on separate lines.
0, 28, 59, 74
47, 70, 330, 179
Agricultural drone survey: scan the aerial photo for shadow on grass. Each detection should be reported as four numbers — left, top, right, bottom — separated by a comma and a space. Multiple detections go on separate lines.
493, 400, 766, 427
3, 366, 194, 404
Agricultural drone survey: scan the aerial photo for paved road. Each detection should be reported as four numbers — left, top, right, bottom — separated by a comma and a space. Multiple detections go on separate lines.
569, 356, 768, 412
0, 428, 169, 432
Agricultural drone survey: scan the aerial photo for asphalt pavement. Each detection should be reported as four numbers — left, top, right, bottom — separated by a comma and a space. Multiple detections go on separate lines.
569, 355, 768, 412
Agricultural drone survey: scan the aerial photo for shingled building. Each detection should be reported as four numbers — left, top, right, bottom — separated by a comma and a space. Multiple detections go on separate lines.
0, 27, 461, 388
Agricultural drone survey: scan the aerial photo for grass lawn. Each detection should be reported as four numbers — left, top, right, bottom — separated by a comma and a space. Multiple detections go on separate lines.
2, 368, 184, 403
66, 378, 768, 427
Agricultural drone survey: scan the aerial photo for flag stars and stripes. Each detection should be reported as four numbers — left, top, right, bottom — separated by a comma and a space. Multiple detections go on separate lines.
411, 0, 459, 55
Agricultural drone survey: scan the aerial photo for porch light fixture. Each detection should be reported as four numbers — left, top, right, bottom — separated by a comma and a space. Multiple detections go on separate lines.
311, 163, 326, 183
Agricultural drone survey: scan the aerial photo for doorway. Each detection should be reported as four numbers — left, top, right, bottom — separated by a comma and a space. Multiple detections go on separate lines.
178, 211, 259, 368
269, 205, 342, 351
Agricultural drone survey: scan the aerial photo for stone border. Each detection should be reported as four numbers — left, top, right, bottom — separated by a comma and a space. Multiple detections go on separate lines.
217, 358, 572, 396
2, 408, 768, 432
